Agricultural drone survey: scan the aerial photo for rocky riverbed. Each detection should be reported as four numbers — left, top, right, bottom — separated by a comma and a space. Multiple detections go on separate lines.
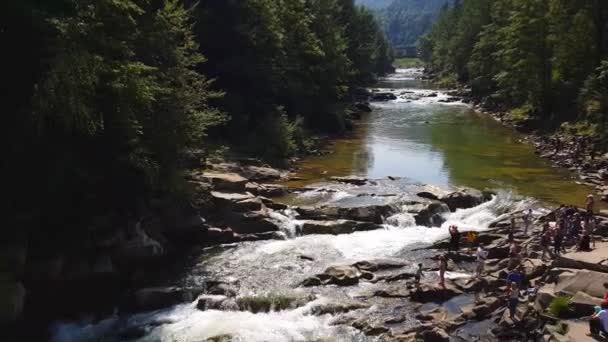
40, 159, 608, 342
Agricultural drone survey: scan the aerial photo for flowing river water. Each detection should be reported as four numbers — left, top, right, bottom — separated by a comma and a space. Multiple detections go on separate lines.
52, 69, 599, 342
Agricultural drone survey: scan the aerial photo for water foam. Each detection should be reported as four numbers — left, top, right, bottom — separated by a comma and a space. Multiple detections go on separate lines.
51, 300, 359, 342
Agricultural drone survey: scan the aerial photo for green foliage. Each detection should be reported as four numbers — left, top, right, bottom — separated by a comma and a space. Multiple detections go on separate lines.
420, 0, 608, 135
394, 58, 424, 68
195, 0, 391, 159
548, 295, 572, 318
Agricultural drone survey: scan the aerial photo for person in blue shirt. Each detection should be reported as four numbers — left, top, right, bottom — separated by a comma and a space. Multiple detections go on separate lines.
506, 268, 523, 288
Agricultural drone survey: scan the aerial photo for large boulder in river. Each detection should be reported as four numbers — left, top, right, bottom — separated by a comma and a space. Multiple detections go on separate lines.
295, 205, 395, 224
202, 172, 248, 192
440, 188, 485, 211
299, 220, 381, 235
410, 283, 463, 303
223, 212, 281, 234
415, 202, 450, 227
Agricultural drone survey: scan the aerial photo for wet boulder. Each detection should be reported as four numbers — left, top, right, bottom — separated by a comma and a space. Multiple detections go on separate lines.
416, 327, 449, 342
440, 188, 485, 211
371, 92, 397, 101
310, 300, 369, 315
355, 103, 372, 113
415, 202, 450, 227
223, 212, 281, 234
410, 283, 463, 303
299, 220, 381, 235
352, 319, 390, 336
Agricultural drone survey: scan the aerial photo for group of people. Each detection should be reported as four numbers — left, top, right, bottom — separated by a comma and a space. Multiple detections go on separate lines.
415, 196, 601, 328
539, 196, 598, 259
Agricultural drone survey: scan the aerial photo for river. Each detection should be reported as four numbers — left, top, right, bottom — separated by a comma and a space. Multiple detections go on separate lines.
51, 69, 595, 342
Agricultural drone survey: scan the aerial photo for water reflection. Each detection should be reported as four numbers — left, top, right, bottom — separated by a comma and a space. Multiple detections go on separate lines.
288, 69, 597, 207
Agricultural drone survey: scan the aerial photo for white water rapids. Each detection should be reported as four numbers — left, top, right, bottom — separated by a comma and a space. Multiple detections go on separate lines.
51, 187, 532, 342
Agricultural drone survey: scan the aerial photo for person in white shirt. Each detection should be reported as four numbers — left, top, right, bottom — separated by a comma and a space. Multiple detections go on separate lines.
475, 246, 488, 278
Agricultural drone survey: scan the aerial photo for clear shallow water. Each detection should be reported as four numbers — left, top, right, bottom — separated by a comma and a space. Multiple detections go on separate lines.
50, 69, 580, 342
288, 68, 596, 208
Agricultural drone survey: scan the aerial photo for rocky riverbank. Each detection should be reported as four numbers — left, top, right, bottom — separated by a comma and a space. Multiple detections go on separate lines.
31, 161, 608, 341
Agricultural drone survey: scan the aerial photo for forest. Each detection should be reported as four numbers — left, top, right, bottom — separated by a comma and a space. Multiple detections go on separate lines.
420, 0, 608, 144
1, 0, 392, 244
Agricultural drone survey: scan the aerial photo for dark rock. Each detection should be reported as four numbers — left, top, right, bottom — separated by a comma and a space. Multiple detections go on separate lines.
224, 212, 281, 234
410, 283, 463, 303
352, 319, 390, 336
300, 220, 381, 235
415, 202, 450, 227
440, 188, 485, 211
417, 191, 440, 200
310, 300, 369, 315
417, 327, 449, 342
355, 103, 373, 113
371, 93, 397, 101
296, 204, 396, 224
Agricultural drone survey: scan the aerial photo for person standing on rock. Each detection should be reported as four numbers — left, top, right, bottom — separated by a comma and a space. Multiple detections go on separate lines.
415, 263, 424, 288
554, 229, 564, 255
506, 281, 520, 321
540, 231, 552, 260
523, 209, 532, 235
449, 225, 460, 252
475, 245, 488, 278
587, 194, 595, 215
509, 217, 516, 242
467, 231, 478, 254
438, 255, 447, 289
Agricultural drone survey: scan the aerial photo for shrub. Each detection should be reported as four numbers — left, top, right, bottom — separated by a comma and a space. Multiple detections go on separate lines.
548, 295, 572, 317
